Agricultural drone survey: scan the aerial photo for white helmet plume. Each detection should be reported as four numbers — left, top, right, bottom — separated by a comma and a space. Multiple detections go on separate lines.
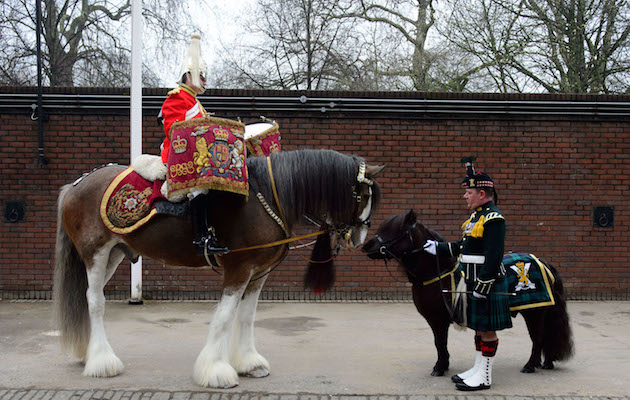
178, 33, 206, 89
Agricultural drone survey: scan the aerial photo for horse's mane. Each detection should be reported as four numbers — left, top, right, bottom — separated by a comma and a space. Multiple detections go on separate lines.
247, 149, 381, 227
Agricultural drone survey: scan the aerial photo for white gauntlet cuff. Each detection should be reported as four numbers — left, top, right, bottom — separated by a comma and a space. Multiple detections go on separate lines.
474, 278, 495, 296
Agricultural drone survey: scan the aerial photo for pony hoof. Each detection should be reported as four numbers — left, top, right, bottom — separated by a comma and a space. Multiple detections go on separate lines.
520, 365, 536, 373
541, 362, 554, 370
431, 369, 446, 377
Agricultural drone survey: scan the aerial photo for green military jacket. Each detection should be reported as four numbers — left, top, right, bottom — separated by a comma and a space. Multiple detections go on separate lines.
437, 201, 506, 284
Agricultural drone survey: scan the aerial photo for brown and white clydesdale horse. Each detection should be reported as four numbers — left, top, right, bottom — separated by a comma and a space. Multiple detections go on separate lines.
54, 149, 383, 388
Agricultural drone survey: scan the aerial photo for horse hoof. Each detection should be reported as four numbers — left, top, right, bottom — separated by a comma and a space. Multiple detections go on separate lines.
244, 366, 270, 378
82, 353, 124, 377
520, 365, 536, 373
431, 369, 446, 376
233, 353, 270, 378
541, 362, 554, 370
193, 359, 239, 389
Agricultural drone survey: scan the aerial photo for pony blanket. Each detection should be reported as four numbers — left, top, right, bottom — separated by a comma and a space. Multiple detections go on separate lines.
451, 252, 556, 312
100, 167, 166, 234
166, 116, 248, 201
504, 252, 556, 311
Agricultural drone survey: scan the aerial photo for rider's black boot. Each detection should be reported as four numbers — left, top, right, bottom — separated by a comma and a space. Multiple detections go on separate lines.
190, 193, 229, 255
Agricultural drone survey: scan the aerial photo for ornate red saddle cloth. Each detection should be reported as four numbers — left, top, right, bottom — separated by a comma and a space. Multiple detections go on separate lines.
165, 116, 248, 201
100, 167, 166, 234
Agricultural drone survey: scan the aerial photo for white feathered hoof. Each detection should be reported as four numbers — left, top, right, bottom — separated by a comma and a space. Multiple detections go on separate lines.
193, 357, 239, 389
234, 352, 270, 378
82, 351, 124, 377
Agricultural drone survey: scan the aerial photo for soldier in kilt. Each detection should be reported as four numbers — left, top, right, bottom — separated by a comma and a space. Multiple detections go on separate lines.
423, 157, 511, 391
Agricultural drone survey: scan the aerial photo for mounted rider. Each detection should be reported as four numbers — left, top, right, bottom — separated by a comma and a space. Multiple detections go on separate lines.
423, 156, 512, 391
158, 33, 228, 255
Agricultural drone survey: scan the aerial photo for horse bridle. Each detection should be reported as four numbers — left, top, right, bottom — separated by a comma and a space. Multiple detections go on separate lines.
372, 220, 459, 321
307, 161, 375, 243
372, 221, 422, 260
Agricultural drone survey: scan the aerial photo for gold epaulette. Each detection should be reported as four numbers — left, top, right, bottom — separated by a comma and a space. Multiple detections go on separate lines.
167, 87, 182, 96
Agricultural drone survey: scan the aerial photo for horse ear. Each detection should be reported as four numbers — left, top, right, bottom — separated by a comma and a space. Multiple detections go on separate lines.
366, 164, 385, 177
405, 209, 417, 224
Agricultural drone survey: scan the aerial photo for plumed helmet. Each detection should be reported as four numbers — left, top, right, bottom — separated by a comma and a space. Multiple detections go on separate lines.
177, 33, 207, 89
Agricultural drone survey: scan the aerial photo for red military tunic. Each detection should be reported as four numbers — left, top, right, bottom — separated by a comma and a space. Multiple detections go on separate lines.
160, 84, 206, 163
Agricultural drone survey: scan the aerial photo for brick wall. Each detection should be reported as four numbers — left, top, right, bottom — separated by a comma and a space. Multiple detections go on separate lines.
1, 88, 628, 300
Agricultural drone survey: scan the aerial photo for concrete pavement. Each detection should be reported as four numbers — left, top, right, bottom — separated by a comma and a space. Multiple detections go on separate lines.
1, 300, 629, 399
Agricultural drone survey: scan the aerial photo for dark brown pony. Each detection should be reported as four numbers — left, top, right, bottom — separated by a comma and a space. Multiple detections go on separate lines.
54, 149, 383, 389
362, 210, 573, 377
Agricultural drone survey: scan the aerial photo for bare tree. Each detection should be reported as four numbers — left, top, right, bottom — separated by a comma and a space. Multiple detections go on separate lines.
443, 0, 630, 93
0, 0, 199, 87
330, 0, 443, 90
213, 0, 368, 90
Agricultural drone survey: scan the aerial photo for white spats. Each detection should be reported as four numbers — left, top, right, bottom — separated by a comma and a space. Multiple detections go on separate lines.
457, 355, 494, 391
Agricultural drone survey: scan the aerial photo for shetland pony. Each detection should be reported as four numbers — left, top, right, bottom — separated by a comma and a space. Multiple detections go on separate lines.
362, 210, 573, 376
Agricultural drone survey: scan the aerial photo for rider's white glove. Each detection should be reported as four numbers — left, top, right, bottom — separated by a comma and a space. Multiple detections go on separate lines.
423, 240, 438, 255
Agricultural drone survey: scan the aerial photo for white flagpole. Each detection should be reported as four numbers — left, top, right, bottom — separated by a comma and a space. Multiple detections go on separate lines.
129, 0, 143, 305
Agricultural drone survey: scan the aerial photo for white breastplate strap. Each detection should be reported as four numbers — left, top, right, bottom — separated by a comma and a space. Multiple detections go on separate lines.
460, 254, 486, 264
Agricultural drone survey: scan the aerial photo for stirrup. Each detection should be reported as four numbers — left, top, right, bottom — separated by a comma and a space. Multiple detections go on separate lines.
193, 236, 229, 255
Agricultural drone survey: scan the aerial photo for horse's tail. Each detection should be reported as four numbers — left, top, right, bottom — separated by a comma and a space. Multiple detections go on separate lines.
53, 184, 90, 359
542, 262, 574, 362
303, 232, 335, 294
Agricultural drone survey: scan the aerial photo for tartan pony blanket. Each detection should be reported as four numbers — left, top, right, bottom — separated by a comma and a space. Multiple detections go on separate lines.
449, 252, 556, 312
503, 252, 556, 311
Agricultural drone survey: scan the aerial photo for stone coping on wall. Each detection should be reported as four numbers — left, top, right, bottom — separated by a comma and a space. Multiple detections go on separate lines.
1, 87, 629, 120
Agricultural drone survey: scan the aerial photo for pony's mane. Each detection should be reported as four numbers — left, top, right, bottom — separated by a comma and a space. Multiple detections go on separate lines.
247, 149, 381, 227
388, 212, 447, 245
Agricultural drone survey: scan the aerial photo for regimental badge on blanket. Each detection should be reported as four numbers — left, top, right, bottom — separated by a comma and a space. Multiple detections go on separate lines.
503, 252, 556, 311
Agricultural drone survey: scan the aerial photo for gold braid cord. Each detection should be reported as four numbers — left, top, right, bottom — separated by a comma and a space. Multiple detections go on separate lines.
256, 192, 289, 237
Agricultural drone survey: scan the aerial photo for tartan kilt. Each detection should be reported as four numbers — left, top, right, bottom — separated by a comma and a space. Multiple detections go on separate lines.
466, 275, 513, 331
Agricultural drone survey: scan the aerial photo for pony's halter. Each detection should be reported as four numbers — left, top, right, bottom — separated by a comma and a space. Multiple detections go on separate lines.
371, 221, 422, 259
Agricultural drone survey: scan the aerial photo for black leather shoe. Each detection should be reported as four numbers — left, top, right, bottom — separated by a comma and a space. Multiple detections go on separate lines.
455, 382, 490, 391
451, 375, 464, 384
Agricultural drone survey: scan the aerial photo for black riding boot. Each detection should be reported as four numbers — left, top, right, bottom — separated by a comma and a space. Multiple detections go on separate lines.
190, 193, 229, 255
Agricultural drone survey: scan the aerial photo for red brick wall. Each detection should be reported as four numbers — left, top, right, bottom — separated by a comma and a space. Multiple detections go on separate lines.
1, 89, 628, 300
